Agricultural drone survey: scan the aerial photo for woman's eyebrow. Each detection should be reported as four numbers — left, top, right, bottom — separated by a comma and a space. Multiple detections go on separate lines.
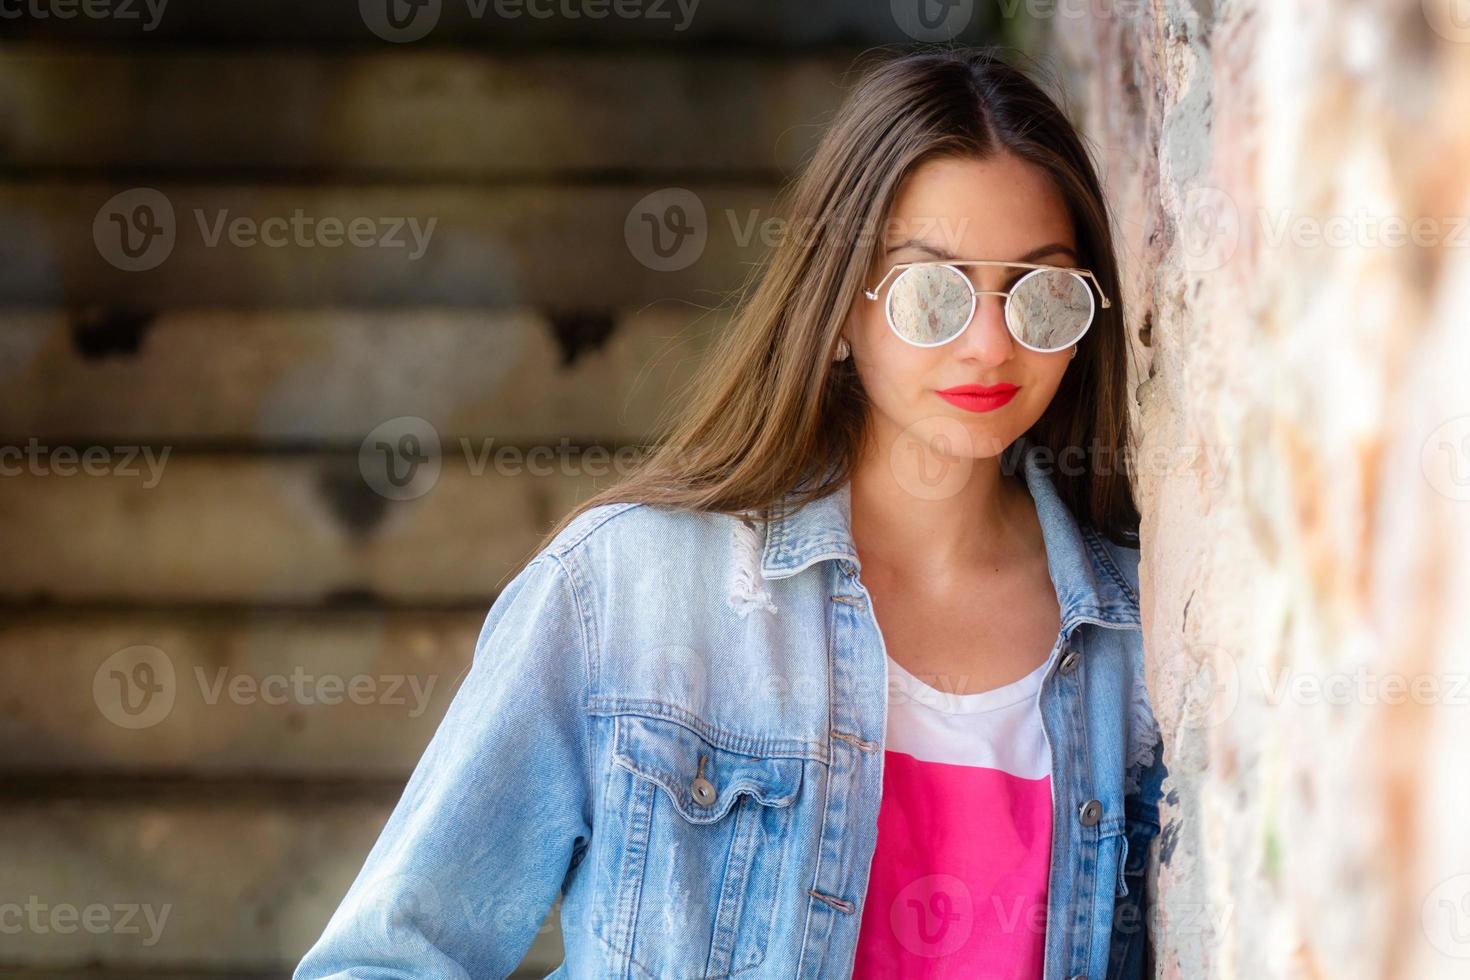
1016, 243, 1079, 263
884, 239, 956, 258
883, 239, 1080, 263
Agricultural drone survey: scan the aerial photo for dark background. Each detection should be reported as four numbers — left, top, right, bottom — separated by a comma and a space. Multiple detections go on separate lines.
0, 2, 1019, 977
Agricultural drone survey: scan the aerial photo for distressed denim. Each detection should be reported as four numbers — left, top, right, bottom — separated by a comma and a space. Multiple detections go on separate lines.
295, 435, 1168, 980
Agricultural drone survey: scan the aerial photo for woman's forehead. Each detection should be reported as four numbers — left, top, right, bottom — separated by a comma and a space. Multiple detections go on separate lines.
885, 154, 1075, 258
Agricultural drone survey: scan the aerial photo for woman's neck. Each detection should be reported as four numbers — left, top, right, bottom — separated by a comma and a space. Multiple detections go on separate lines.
847, 434, 1041, 581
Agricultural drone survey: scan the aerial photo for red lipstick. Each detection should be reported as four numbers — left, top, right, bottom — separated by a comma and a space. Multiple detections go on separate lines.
935, 383, 1019, 413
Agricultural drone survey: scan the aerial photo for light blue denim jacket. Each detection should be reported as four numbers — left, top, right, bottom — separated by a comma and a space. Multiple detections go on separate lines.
295, 436, 1167, 980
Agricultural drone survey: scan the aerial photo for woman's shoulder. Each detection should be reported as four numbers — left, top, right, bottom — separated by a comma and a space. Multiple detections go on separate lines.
536, 499, 750, 580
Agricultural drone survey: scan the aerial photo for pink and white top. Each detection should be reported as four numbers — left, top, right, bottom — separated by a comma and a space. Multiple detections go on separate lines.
852, 650, 1056, 979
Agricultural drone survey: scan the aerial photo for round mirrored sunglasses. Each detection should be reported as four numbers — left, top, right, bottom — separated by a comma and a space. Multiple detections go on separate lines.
865, 261, 1107, 353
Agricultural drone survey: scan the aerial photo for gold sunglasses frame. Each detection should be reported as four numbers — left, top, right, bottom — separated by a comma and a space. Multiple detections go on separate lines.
862, 259, 1112, 352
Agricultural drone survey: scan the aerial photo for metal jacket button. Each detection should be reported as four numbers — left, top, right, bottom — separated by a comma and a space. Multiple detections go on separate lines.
691, 754, 716, 806
1079, 799, 1103, 826
1059, 648, 1080, 674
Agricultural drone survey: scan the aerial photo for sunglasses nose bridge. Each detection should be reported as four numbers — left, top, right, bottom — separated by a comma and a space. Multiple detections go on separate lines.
970, 288, 1011, 332
938, 288, 1010, 357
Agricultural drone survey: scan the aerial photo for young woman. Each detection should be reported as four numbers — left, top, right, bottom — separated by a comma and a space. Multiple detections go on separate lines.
297, 48, 1167, 980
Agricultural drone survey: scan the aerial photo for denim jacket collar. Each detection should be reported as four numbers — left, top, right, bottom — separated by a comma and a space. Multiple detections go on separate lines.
758, 436, 1141, 633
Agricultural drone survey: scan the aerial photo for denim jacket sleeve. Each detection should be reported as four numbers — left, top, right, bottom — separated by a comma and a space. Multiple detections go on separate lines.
294, 551, 594, 979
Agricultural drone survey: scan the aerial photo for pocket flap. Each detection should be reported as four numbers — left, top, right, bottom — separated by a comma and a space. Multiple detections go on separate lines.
612, 713, 804, 824
1114, 818, 1160, 897
1123, 818, 1157, 876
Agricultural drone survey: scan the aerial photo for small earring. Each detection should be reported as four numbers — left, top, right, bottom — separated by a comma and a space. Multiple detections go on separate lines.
834, 336, 851, 362
1069, 346, 1078, 360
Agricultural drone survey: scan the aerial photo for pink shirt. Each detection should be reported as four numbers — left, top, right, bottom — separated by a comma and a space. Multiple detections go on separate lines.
852, 650, 1056, 978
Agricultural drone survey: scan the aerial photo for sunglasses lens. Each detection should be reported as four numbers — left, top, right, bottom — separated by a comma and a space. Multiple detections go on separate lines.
1006, 269, 1095, 351
887, 264, 974, 346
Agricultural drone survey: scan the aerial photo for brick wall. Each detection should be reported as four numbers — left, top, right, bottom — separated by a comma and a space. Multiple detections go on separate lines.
1044, 2, 1470, 976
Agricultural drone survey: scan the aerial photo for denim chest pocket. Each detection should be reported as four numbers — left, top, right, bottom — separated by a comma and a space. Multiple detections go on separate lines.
597, 712, 805, 979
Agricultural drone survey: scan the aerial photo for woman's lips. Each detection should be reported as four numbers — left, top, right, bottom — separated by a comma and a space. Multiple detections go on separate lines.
935, 384, 1019, 413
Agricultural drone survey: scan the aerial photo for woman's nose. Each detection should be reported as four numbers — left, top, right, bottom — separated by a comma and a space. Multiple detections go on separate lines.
953, 293, 1014, 363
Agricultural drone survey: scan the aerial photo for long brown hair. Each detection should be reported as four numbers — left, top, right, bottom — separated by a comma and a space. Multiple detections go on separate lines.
536, 47, 1139, 558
